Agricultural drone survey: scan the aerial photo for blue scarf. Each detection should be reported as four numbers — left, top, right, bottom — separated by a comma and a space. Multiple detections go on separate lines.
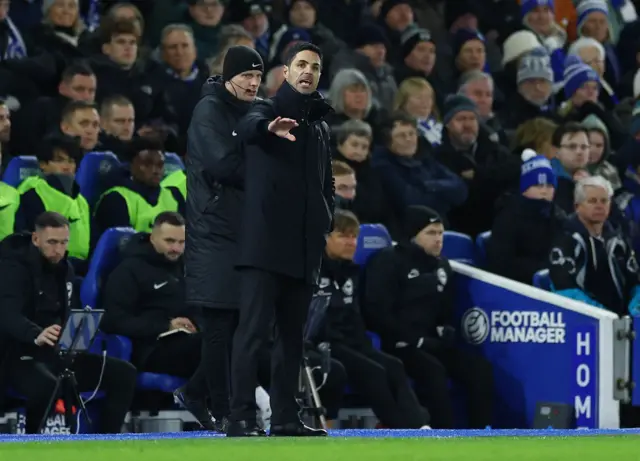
83, 0, 100, 32
4, 17, 27, 59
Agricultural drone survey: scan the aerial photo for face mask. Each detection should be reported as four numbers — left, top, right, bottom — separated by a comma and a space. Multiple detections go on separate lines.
335, 195, 354, 210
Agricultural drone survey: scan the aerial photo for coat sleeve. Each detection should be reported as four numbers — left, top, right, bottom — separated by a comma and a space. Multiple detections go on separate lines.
236, 99, 276, 145
100, 263, 170, 339
549, 232, 604, 307
323, 126, 335, 224
0, 260, 43, 343
362, 249, 421, 345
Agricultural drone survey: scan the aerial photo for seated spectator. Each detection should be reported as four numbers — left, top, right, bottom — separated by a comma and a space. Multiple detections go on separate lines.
393, 77, 442, 146
458, 71, 508, 147
99, 95, 135, 157
0, 147, 19, 242
0, 1, 27, 60
326, 69, 386, 145
11, 63, 97, 156
583, 115, 622, 191
550, 122, 590, 213
78, 2, 146, 56
0, 212, 136, 434
495, 30, 544, 102
434, 95, 519, 237
206, 24, 255, 75
60, 100, 101, 152
226, 1, 273, 62
101, 211, 218, 431
452, 28, 486, 80
93, 137, 185, 239
511, 117, 558, 159
558, 55, 627, 150
550, 176, 640, 316
333, 120, 401, 239
394, 28, 444, 108
499, 48, 558, 131
316, 210, 430, 429
372, 112, 467, 224
16, 134, 90, 274
568, 37, 619, 110
377, 0, 414, 63
332, 160, 357, 211
330, 24, 397, 111
183, 0, 227, 60
487, 149, 565, 284
363, 206, 494, 428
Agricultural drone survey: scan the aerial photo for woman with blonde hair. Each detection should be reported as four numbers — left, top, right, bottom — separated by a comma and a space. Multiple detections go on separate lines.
394, 77, 442, 146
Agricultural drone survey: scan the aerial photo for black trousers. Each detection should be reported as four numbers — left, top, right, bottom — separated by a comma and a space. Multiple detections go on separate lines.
392, 346, 494, 428
332, 343, 428, 429
230, 268, 312, 424
258, 348, 348, 420
7, 353, 136, 434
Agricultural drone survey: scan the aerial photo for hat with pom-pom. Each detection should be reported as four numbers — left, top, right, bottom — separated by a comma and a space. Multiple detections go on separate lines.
520, 148, 557, 193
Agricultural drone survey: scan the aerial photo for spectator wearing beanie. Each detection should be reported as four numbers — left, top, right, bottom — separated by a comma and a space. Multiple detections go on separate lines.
377, 0, 415, 63
568, 36, 619, 109
269, 27, 311, 68
558, 55, 628, 150
434, 94, 519, 236
487, 148, 564, 284
371, 111, 467, 223
331, 24, 397, 111
576, 0, 621, 87
520, 0, 567, 83
495, 30, 545, 101
226, 1, 274, 61
500, 47, 558, 130
452, 28, 487, 79
269, 0, 343, 89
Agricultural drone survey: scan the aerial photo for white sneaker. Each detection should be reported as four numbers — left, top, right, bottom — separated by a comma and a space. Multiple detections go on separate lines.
255, 386, 272, 431
420, 425, 432, 429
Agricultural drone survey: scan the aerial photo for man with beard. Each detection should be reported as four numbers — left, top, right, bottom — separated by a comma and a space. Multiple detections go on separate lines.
228, 42, 334, 437
183, 45, 264, 433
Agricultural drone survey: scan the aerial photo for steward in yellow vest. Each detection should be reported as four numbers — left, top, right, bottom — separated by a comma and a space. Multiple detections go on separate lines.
93, 137, 184, 239
162, 169, 186, 200
0, 181, 19, 242
16, 135, 91, 273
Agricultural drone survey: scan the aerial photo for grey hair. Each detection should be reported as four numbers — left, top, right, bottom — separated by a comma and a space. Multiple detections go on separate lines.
327, 69, 372, 116
458, 70, 494, 94
336, 119, 373, 145
160, 24, 194, 44
574, 176, 614, 204
568, 37, 605, 61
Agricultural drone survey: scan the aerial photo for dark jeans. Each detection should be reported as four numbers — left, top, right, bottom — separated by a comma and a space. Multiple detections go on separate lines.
7, 352, 136, 434
392, 346, 494, 428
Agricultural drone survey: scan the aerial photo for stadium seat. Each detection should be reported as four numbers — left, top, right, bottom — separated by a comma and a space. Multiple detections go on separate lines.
76, 151, 122, 207
80, 227, 186, 394
164, 152, 185, 177
353, 223, 392, 266
442, 231, 475, 264
2, 156, 39, 187
533, 269, 552, 291
475, 231, 491, 267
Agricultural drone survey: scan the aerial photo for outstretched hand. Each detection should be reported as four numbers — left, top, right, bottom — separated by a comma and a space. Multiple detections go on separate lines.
268, 116, 298, 141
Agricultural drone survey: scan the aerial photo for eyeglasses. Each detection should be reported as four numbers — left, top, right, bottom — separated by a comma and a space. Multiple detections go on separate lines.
561, 143, 590, 151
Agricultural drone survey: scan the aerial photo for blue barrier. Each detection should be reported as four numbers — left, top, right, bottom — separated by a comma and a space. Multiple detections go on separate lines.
633, 317, 640, 406
452, 261, 619, 429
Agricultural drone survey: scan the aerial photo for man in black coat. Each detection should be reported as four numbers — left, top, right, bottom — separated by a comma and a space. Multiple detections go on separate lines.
0, 212, 136, 434
185, 45, 264, 430
228, 42, 334, 437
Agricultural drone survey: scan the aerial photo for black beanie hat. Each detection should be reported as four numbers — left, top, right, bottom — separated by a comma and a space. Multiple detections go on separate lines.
352, 24, 389, 49
442, 94, 477, 125
400, 26, 433, 60
222, 45, 264, 81
404, 206, 442, 238
379, 0, 411, 20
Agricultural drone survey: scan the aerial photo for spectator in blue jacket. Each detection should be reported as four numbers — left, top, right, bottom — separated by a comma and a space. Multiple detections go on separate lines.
372, 111, 467, 224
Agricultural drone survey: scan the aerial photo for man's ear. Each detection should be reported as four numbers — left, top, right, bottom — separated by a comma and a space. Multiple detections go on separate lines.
283, 65, 289, 79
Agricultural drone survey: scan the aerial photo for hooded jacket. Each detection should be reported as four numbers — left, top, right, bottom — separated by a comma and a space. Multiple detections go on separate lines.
582, 114, 622, 190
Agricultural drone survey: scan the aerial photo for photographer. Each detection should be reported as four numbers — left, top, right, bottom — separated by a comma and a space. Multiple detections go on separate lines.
363, 206, 494, 429
0, 212, 136, 434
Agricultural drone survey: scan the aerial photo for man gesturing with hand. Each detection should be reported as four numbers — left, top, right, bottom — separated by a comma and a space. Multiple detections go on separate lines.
228, 42, 334, 437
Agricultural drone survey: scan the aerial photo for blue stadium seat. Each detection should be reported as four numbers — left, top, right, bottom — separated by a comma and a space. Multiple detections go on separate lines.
442, 231, 475, 264
475, 231, 491, 267
80, 227, 186, 394
353, 223, 392, 266
164, 152, 184, 177
76, 151, 122, 207
533, 269, 552, 291
2, 156, 39, 187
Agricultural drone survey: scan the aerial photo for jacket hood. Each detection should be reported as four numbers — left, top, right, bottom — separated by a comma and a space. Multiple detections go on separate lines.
0, 232, 34, 261
122, 232, 182, 266
581, 114, 611, 165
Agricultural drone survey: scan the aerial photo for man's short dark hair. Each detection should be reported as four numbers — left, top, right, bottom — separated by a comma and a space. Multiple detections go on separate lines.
552, 121, 588, 147
101, 18, 140, 45
61, 62, 95, 83
382, 111, 417, 147
283, 42, 323, 68
125, 136, 165, 162
153, 211, 185, 228
100, 94, 133, 118
61, 100, 97, 124
38, 134, 84, 164
35, 212, 70, 231
332, 209, 359, 235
